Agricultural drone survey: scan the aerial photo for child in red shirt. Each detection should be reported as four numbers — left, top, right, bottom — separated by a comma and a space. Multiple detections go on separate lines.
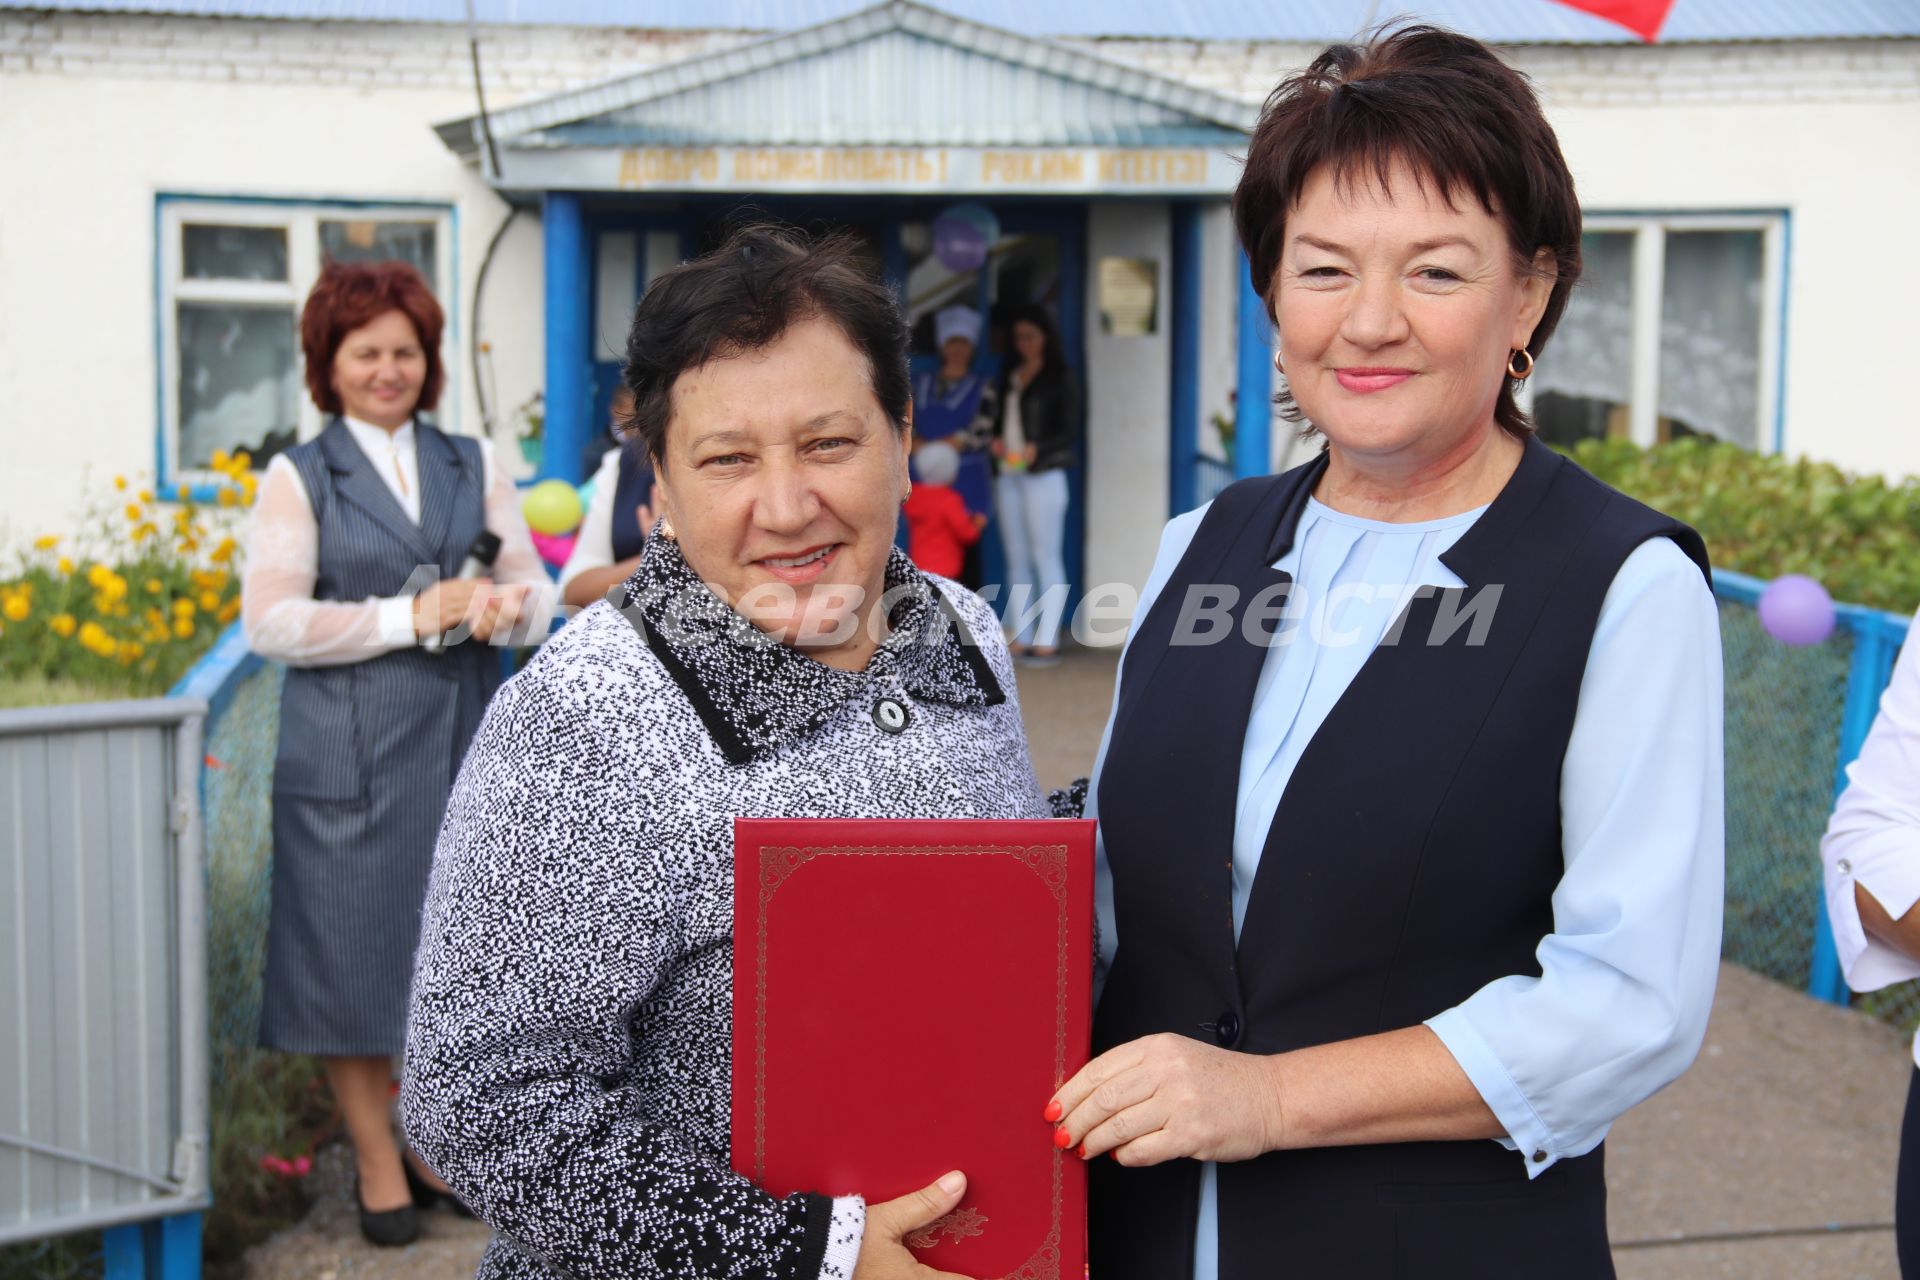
903, 441, 984, 580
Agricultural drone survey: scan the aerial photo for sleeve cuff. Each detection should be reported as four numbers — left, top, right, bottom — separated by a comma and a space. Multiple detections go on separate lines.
376, 595, 418, 649
817, 1195, 865, 1280
1828, 855, 1920, 992
1425, 1008, 1561, 1178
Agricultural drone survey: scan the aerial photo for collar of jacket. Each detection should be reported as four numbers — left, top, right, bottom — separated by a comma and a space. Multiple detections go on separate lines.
616, 534, 1006, 766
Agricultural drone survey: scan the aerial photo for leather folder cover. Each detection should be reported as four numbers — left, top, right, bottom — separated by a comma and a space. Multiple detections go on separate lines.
732, 817, 1095, 1279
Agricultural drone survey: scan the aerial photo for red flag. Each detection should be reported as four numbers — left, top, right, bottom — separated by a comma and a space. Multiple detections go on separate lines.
1549, 0, 1677, 42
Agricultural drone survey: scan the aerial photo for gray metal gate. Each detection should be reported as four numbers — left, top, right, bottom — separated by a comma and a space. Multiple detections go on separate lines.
0, 698, 211, 1244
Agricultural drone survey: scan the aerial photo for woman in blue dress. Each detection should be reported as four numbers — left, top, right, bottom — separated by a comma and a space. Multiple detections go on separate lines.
910, 305, 994, 588
1047, 25, 1723, 1279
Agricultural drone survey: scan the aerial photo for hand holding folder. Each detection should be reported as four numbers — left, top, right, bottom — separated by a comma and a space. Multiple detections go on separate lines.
733, 818, 1096, 1280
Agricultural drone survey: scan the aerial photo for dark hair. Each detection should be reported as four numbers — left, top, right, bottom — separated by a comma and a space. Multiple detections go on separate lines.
299, 259, 445, 415
1231, 24, 1582, 439
1004, 303, 1068, 382
621, 224, 910, 466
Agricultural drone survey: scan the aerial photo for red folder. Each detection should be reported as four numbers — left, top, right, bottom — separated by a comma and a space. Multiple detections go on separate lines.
732, 818, 1095, 1280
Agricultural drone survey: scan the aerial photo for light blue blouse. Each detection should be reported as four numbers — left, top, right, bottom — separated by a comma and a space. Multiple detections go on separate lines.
1084, 496, 1725, 1280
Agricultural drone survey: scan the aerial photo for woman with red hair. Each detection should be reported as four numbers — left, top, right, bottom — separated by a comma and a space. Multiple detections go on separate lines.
242, 259, 554, 1246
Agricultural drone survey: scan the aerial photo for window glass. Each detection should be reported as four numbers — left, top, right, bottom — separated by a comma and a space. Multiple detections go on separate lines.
1533, 230, 1633, 447
183, 224, 288, 281
1659, 229, 1764, 448
319, 220, 438, 288
176, 303, 300, 470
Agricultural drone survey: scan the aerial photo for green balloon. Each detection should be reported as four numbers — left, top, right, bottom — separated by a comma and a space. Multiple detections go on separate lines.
522, 479, 584, 535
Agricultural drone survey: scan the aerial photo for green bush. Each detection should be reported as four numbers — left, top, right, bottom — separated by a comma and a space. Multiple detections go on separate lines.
1570, 436, 1920, 615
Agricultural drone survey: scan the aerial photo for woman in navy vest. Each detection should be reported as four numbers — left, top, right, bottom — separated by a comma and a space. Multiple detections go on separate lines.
242, 261, 556, 1246
1046, 27, 1724, 1279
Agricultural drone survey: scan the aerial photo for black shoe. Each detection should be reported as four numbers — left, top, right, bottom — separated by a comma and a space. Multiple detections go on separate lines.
356, 1183, 420, 1247
405, 1155, 476, 1218
402, 1157, 441, 1210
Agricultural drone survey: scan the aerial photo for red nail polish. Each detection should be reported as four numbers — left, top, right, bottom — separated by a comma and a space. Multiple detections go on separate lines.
1043, 1100, 1063, 1123
1052, 1127, 1073, 1149
1076, 1144, 1088, 1160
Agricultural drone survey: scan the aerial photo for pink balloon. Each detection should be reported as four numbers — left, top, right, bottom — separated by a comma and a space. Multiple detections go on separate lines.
530, 530, 576, 568
1758, 574, 1835, 647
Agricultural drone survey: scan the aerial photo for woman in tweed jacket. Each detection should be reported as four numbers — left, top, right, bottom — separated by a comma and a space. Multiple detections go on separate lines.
402, 227, 1050, 1280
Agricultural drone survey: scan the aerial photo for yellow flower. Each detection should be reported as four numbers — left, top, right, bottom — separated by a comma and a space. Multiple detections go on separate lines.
124, 503, 143, 523
87, 564, 111, 588
132, 523, 157, 543
33, 534, 59, 551
114, 475, 128, 491
2, 595, 28, 623
79, 621, 109, 650
138, 489, 153, 504
231, 449, 252, 472
172, 617, 195, 639
55, 556, 73, 575
173, 598, 196, 617
217, 599, 241, 625
177, 484, 192, 502
210, 538, 237, 565
211, 449, 230, 470
198, 590, 220, 613
146, 578, 164, 595
217, 487, 238, 508
50, 613, 76, 638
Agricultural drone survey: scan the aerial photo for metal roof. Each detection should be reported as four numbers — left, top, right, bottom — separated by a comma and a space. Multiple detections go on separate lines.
440, 2, 1257, 156
13, 0, 1920, 43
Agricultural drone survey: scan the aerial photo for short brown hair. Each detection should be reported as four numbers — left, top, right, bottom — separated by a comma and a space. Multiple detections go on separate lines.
299, 260, 446, 416
622, 224, 909, 467
1231, 24, 1582, 438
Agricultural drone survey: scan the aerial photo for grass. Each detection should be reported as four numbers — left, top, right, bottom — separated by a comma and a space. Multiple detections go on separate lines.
0, 672, 135, 710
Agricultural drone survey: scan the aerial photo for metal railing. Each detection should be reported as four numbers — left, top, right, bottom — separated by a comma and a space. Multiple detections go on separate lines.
0, 699, 211, 1247
1712, 568, 1912, 1019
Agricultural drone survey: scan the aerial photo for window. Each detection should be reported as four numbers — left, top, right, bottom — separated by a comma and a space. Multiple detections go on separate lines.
157, 199, 455, 485
1529, 213, 1785, 453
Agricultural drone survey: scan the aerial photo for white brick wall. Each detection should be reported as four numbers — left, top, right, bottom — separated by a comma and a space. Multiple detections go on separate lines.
0, 13, 758, 100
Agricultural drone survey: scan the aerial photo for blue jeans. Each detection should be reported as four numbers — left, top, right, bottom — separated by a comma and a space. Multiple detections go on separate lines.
995, 468, 1070, 650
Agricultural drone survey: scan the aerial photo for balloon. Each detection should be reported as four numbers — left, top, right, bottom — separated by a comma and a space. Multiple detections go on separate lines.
933, 202, 1000, 273
1758, 574, 1836, 647
529, 529, 576, 568
522, 479, 583, 536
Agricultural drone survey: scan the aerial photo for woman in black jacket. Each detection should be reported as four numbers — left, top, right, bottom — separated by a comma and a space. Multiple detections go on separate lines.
989, 304, 1079, 663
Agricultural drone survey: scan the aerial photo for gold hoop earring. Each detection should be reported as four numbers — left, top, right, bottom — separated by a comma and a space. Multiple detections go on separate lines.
1507, 349, 1534, 380
1273, 351, 1286, 376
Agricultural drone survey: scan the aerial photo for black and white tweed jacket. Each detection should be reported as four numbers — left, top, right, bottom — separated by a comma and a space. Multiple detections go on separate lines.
401, 536, 1050, 1279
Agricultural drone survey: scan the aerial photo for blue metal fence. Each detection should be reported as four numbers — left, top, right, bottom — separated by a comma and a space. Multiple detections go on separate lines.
1712, 569, 1911, 1014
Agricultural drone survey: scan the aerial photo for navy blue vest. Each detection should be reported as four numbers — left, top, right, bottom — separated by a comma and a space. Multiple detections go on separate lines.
608, 441, 656, 565
1090, 438, 1708, 1280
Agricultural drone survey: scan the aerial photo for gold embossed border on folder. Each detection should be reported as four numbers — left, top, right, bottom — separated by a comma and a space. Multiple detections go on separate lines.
753, 842, 1071, 1280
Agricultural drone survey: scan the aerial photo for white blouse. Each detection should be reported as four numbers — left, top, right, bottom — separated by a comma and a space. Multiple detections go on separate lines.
242, 417, 557, 666
1821, 605, 1920, 1066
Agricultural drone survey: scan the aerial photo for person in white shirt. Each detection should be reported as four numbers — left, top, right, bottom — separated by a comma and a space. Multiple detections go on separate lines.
241, 259, 555, 1247
1821, 609, 1920, 1276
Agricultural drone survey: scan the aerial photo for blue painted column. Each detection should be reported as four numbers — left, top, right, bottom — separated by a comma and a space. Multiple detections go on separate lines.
1168, 203, 1203, 516
1233, 247, 1272, 480
541, 191, 590, 484
103, 1213, 202, 1279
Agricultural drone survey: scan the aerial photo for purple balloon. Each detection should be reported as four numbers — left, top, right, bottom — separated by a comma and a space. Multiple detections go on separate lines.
1758, 574, 1836, 647
932, 215, 989, 272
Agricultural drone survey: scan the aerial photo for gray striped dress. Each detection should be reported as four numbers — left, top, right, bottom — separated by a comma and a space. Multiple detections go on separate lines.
258, 419, 500, 1056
